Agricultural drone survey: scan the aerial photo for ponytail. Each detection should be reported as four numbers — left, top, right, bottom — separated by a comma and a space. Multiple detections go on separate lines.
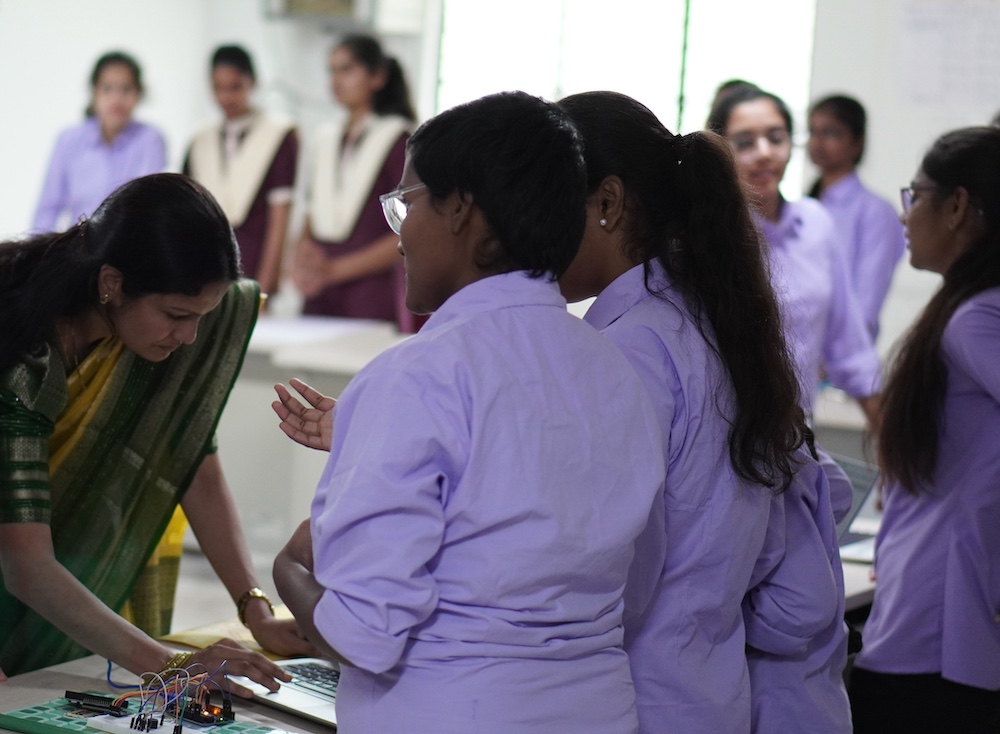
665, 130, 807, 488
560, 91, 807, 490
336, 34, 416, 121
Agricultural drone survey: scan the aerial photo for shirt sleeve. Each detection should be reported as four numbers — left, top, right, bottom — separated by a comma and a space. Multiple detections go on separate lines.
32, 131, 72, 232
853, 199, 905, 340
138, 126, 167, 175
310, 360, 464, 674
0, 390, 54, 524
262, 129, 299, 202
821, 229, 883, 399
946, 297, 1000, 403
743, 459, 840, 655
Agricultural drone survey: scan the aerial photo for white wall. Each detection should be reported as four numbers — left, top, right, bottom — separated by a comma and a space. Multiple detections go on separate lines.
0, 0, 435, 240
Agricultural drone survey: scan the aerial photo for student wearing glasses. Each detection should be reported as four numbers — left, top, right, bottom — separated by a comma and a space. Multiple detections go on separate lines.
848, 127, 1000, 734
707, 84, 881, 425
293, 34, 423, 332
273, 91, 666, 733
807, 94, 906, 341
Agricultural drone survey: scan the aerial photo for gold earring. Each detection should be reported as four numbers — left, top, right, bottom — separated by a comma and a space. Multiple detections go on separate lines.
100, 293, 110, 305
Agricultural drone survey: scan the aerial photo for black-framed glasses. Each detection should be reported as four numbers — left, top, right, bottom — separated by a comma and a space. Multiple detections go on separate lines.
378, 183, 428, 235
900, 184, 938, 214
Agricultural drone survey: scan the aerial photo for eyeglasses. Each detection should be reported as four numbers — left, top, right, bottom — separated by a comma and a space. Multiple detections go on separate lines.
726, 129, 792, 157
378, 183, 427, 235
900, 184, 938, 214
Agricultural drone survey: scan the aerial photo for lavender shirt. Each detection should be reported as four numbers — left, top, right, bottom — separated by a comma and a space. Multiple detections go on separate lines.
310, 271, 666, 733
819, 173, 906, 341
585, 262, 773, 733
32, 117, 166, 231
855, 288, 1000, 689
757, 199, 881, 413
744, 449, 852, 733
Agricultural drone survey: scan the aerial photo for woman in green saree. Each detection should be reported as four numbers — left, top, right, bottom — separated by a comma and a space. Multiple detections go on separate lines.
0, 173, 311, 688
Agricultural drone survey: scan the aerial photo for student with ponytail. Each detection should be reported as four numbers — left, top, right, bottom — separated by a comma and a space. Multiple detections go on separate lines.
849, 127, 1000, 733
558, 91, 849, 733
294, 34, 424, 332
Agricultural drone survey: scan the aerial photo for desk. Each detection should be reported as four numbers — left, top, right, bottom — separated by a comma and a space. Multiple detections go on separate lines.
0, 656, 328, 734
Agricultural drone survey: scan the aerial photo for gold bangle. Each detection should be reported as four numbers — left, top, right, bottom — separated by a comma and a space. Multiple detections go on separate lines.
142, 651, 193, 685
237, 587, 274, 627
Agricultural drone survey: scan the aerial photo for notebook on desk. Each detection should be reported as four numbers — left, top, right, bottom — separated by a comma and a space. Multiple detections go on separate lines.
231, 658, 339, 729
829, 453, 882, 563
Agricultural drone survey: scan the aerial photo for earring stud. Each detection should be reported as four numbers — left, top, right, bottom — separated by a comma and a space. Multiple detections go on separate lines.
599, 218, 608, 227
100, 293, 110, 305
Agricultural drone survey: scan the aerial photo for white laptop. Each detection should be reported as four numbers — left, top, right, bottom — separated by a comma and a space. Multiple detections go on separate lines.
231, 657, 338, 728
831, 453, 882, 564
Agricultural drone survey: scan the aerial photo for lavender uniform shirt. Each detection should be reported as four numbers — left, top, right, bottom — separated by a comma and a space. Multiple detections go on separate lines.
584, 262, 773, 734
757, 198, 882, 414
855, 288, 1000, 689
32, 117, 166, 232
309, 271, 666, 734
743, 449, 853, 733
819, 173, 906, 341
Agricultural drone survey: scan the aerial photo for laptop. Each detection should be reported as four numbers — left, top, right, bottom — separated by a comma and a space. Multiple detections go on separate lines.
230, 657, 339, 728
829, 453, 882, 563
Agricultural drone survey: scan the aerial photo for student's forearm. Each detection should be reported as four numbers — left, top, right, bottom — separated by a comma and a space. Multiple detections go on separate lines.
257, 201, 292, 296
325, 233, 400, 285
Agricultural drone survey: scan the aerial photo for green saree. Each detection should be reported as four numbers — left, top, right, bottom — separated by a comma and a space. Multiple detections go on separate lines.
0, 280, 259, 676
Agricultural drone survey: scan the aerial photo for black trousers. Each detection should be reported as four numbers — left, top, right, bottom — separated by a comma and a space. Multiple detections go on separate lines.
849, 666, 1000, 734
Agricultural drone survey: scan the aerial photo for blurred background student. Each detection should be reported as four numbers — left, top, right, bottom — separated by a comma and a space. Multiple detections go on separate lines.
849, 126, 1000, 734
293, 34, 423, 332
707, 84, 881, 427
33, 51, 165, 232
184, 44, 297, 298
807, 94, 905, 341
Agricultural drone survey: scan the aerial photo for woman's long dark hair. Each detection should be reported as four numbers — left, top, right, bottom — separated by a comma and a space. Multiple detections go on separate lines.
560, 91, 808, 490
879, 126, 1000, 492
0, 173, 240, 371
336, 34, 415, 121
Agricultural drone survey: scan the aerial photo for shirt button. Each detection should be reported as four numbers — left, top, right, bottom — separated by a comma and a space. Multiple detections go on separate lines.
995, 613, 1000, 623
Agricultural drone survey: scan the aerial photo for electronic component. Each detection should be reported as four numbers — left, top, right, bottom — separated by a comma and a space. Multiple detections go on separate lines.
65, 691, 130, 717
182, 701, 234, 726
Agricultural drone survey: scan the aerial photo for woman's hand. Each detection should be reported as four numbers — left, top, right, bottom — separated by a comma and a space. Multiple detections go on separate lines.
292, 239, 333, 298
246, 613, 318, 658
187, 638, 291, 698
272, 379, 336, 452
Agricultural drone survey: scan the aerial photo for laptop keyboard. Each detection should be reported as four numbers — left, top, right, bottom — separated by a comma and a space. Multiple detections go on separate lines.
285, 661, 340, 700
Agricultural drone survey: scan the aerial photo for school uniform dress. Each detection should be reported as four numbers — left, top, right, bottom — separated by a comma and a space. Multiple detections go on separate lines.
32, 117, 165, 231
854, 289, 1000, 690
309, 271, 666, 734
818, 172, 906, 340
184, 111, 298, 282
743, 450, 853, 734
305, 114, 421, 332
584, 262, 772, 734
756, 199, 882, 414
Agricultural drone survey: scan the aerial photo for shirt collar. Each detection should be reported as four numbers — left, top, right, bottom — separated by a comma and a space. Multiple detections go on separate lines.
584, 261, 668, 331
821, 171, 862, 205
754, 198, 803, 248
425, 271, 566, 329
83, 117, 138, 149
